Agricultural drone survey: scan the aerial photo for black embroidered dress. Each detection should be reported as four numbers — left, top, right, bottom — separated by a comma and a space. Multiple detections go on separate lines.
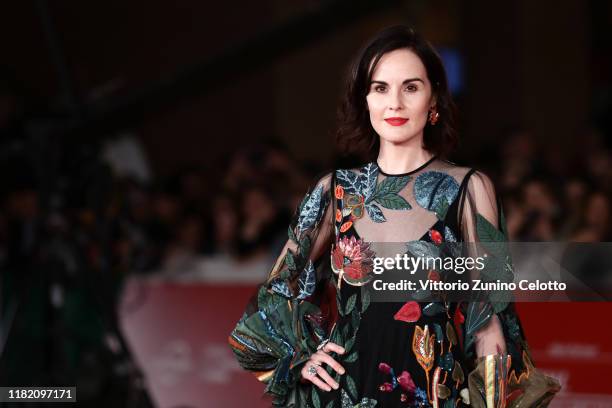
229, 157, 560, 407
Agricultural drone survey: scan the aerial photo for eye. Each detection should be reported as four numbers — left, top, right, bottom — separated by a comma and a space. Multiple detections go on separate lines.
405, 84, 418, 92
374, 85, 386, 92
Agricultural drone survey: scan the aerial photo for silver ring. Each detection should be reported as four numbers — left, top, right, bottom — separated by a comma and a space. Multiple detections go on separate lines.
317, 339, 330, 352
307, 364, 318, 376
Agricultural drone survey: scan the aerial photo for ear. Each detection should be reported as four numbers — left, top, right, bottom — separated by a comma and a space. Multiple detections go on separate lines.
429, 94, 437, 109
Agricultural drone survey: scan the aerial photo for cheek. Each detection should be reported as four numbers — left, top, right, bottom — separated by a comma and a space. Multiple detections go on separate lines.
411, 94, 432, 114
366, 95, 385, 116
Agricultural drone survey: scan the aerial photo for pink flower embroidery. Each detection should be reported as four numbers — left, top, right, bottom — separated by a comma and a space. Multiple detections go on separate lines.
331, 236, 374, 287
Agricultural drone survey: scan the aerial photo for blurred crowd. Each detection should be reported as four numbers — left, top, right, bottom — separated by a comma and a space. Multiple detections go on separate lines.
492, 127, 612, 243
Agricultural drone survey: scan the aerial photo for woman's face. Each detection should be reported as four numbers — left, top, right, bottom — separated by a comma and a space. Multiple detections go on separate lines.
366, 48, 435, 146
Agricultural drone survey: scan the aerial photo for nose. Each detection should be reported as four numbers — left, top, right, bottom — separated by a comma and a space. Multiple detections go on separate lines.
387, 89, 404, 111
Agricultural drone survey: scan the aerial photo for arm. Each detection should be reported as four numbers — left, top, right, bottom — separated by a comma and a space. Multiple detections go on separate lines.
460, 171, 508, 358
228, 171, 336, 406
459, 170, 561, 407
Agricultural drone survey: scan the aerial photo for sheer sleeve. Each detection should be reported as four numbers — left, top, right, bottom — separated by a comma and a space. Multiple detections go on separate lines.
228, 171, 337, 407
458, 170, 561, 407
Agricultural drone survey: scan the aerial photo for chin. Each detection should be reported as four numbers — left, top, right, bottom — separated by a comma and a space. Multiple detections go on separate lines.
378, 132, 418, 145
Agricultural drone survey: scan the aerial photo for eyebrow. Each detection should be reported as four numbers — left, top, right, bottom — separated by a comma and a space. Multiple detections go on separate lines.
370, 78, 424, 85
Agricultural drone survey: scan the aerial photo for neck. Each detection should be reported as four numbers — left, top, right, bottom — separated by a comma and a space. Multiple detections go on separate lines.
376, 135, 434, 174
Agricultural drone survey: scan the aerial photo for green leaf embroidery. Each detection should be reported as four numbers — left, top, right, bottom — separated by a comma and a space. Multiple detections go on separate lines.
331, 325, 344, 347
438, 352, 454, 371
286, 250, 296, 271
375, 193, 411, 210
296, 261, 316, 300
360, 288, 371, 313
343, 322, 351, 340
337, 296, 345, 317
344, 336, 355, 353
434, 323, 444, 343
373, 175, 411, 197
297, 183, 325, 233
365, 203, 386, 223
423, 302, 445, 316
299, 234, 312, 258
288, 225, 297, 243
344, 352, 358, 363
311, 386, 321, 408
325, 401, 335, 408
434, 198, 450, 220
475, 213, 505, 243
361, 163, 379, 201
340, 389, 353, 408
464, 301, 494, 353
345, 294, 357, 315
345, 375, 358, 400
351, 309, 361, 334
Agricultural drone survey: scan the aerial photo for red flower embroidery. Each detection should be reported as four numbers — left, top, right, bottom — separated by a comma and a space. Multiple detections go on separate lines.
335, 209, 342, 223
429, 228, 443, 244
377, 362, 416, 402
378, 362, 392, 375
331, 236, 374, 287
394, 301, 421, 323
339, 221, 353, 233
379, 382, 393, 392
335, 185, 344, 199
397, 370, 416, 393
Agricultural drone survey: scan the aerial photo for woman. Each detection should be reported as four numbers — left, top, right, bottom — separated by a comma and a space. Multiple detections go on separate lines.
229, 25, 561, 407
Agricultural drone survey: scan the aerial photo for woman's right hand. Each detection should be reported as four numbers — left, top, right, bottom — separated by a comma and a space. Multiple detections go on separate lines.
300, 342, 346, 391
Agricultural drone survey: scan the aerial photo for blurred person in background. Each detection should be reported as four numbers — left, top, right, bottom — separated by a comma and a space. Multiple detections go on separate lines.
570, 190, 612, 242
558, 177, 590, 239
236, 183, 286, 260
511, 179, 560, 241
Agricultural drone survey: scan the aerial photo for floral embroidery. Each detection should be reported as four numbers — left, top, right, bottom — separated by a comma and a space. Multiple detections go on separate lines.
412, 325, 436, 401
394, 301, 422, 323
414, 388, 430, 406
344, 193, 365, 219
336, 163, 411, 224
429, 228, 443, 245
378, 362, 418, 404
296, 182, 328, 235
340, 389, 378, 407
331, 236, 375, 288
336, 184, 345, 199
340, 220, 354, 233
444, 226, 457, 242
413, 171, 459, 220
336, 209, 343, 223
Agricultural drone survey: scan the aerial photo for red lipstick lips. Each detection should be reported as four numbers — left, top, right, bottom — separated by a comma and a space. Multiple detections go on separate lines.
384, 117, 409, 126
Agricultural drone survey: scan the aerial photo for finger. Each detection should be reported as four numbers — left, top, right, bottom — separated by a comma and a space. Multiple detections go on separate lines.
316, 365, 339, 390
312, 352, 345, 375
323, 342, 345, 355
303, 367, 331, 392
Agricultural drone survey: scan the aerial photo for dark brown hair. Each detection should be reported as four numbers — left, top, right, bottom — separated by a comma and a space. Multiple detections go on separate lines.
335, 25, 458, 163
